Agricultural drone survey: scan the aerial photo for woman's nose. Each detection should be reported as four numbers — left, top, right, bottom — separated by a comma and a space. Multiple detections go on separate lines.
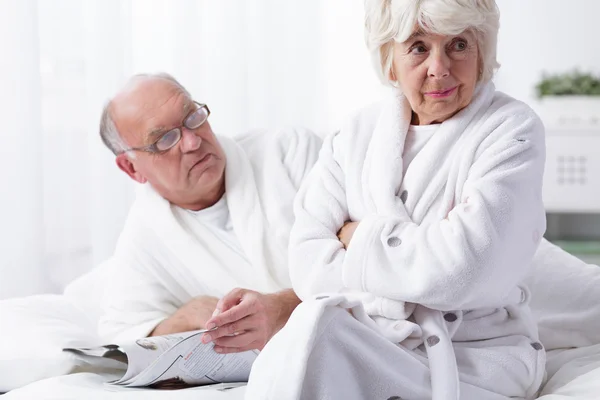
427, 50, 451, 79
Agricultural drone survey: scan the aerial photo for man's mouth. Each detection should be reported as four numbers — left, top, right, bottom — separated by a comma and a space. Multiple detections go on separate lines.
191, 153, 212, 171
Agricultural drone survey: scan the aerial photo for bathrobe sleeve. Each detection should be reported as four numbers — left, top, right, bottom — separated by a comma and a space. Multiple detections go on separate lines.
343, 109, 547, 311
98, 218, 187, 343
289, 132, 352, 299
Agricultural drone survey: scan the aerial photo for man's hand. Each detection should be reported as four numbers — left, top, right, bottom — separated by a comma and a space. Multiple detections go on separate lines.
201, 288, 300, 353
337, 221, 359, 249
149, 295, 219, 337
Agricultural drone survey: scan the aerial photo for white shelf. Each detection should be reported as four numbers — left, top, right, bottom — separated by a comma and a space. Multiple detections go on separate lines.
542, 126, 600, 213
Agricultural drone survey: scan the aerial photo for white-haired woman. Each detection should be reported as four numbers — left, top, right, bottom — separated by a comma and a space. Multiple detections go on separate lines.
246, 1, 546, 399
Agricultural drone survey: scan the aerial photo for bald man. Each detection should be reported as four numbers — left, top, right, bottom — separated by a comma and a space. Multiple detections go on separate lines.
97, 73, 322, 353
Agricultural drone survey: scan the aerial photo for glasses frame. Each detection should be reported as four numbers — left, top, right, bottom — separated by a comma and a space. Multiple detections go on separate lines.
118, 101, 210, 154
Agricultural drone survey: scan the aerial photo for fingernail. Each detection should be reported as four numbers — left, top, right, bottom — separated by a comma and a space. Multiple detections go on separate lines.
202, 334, 212, 343
212, 308, 221, 317
206, 322, 216, 330
214, 347, 222, 353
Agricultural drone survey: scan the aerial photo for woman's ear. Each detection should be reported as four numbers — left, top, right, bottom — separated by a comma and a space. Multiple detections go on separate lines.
116, 153, 147, 184
389, 67, 397, 82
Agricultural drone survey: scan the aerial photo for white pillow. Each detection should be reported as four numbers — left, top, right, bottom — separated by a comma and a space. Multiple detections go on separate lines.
0, 294, 102, 392
63, 259, 113, 325
526, 239, 600, 350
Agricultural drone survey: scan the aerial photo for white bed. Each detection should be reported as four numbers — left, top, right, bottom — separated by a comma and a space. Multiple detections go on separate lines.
3, 345, 600, 399
2, 239, 600, 399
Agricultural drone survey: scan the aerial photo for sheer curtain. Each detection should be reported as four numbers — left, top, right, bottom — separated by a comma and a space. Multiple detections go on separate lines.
0, 0, 386, 299
3, 0, 597, 299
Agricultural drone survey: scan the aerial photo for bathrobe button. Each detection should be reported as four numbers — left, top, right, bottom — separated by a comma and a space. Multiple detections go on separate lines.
387, 237, 402, 247
444, 312, 458, 322
426, 335, 440, 347
393, 322, 405, 330
531, 342, 543, 351
520, 289, 527, 303
400, 190, 408, 204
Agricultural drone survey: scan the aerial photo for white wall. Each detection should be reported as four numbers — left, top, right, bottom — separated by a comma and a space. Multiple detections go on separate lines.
316, 1, 600, 132
495, 0, 600, 107
495, 0, 600, 241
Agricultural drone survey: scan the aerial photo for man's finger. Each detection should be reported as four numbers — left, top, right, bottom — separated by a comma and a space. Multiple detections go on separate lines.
214, 340, 261, 354
206, 299, 254, 330
202, 314, 256, 342
215, 288, 246, 315
212, 331, 255, 348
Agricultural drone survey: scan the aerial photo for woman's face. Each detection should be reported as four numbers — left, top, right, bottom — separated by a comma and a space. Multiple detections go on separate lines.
392, 29, 480, 125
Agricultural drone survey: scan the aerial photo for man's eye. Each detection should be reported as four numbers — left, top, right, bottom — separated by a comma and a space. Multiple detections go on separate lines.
156, 129, 180, 151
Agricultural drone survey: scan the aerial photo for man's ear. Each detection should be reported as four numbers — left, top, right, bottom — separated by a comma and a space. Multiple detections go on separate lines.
116, 153, 147, 184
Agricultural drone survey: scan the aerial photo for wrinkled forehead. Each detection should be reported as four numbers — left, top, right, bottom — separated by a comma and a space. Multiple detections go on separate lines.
111, 79, 192, 141
401, 26, 476, 43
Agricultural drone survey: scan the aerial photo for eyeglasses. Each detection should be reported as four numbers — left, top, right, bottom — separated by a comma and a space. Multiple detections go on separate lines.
118, 101, 211, 154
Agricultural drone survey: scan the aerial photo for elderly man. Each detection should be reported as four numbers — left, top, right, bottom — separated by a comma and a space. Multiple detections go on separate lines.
97, 73, 321, 354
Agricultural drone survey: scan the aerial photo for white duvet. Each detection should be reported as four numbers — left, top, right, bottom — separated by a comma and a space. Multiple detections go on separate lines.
2, 239, 600, 399
3, 345, 600, 399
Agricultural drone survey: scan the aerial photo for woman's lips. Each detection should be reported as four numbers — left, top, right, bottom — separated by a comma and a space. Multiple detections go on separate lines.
424, 86, 457, 98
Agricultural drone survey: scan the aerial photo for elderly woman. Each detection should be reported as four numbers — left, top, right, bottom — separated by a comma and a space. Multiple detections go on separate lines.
246, 1, 546, 399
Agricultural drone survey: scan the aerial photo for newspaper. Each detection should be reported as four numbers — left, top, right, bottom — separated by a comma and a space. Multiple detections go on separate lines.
64, 328, 258, 389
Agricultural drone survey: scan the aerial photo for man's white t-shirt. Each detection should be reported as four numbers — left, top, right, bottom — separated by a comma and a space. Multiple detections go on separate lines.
186, 197, 249, 262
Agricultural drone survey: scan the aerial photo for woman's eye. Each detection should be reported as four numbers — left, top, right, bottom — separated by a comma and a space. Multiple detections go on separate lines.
453, 40, 468, 51
410, 45, 427, 55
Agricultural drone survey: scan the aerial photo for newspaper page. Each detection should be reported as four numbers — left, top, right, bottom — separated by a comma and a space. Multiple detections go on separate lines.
111, 329, 207, 385
115, 330, 258, 388
64, 328, 257, 389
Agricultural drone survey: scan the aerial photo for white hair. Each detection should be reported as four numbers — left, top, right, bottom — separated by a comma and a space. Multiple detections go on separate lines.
364, 0, 500, 86
99, 72, 191, 157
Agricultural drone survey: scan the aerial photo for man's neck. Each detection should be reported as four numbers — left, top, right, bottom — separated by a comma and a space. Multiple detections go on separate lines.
176, 179, 226, 211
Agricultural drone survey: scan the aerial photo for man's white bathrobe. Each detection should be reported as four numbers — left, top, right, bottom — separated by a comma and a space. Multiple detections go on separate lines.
98, 128, 322, 343
245, 83, 547, 400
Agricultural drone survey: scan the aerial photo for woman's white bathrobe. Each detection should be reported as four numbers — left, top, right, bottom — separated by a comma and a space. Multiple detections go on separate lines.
245, 83, 547, 400
98, 128, 321, 344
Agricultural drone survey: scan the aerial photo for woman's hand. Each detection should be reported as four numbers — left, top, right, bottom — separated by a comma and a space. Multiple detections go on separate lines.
337, 221, 359, 249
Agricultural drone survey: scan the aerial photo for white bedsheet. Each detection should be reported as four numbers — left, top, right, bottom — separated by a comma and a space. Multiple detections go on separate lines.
2, 373, 247, 399
4, 345, 600, 399
538, 344, 600, 399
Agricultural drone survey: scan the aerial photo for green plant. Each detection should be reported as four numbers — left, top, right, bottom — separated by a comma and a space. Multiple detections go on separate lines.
536, 70, 600, 97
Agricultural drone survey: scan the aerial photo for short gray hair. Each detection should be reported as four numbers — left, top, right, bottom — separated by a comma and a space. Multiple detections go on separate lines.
364, 0, 500, 86
99, 72, 191, 156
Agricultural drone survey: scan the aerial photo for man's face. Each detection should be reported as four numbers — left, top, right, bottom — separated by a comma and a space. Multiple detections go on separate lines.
112, 78, 226, 210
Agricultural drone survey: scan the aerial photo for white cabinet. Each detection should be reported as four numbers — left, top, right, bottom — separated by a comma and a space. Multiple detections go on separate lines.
543, 128, 600, 213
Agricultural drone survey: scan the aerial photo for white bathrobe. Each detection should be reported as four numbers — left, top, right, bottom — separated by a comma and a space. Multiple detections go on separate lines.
98, 128, 322, 344
245, 82, 547, 400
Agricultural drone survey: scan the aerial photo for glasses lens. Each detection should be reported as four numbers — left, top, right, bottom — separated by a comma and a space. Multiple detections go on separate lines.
155, 129, 181, 151
185, 106, 209, 130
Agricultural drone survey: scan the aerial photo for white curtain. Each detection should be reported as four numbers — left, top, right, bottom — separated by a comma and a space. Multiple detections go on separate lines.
1, 0, 597, 299
0, 0, 386, 299
0, 0, 46, 298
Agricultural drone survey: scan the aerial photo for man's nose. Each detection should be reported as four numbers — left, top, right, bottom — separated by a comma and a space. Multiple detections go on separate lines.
180, 128, 202, 152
